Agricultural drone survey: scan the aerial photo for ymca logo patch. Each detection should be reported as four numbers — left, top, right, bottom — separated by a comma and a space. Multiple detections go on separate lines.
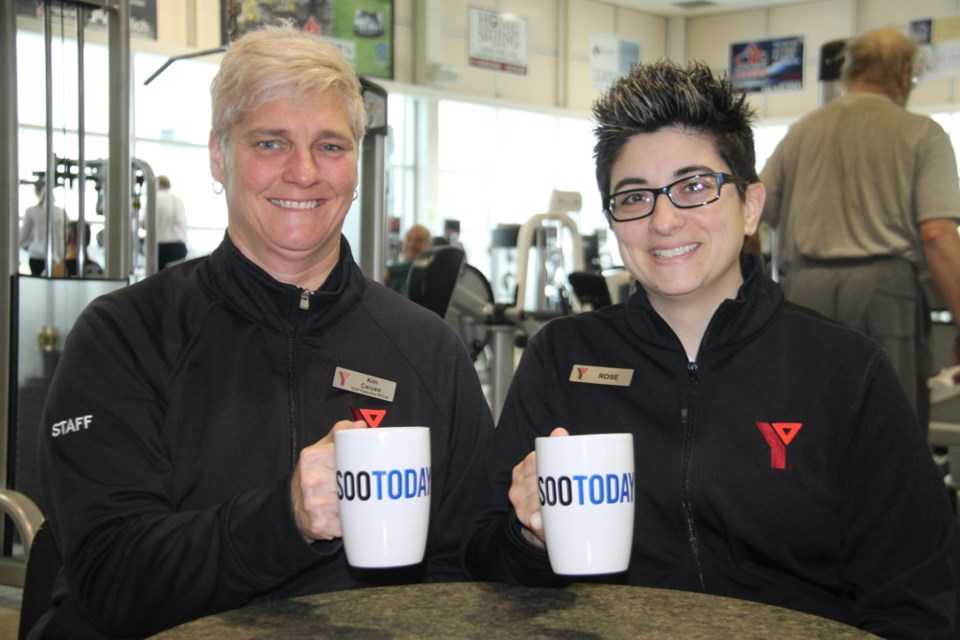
755, 422, 802, 470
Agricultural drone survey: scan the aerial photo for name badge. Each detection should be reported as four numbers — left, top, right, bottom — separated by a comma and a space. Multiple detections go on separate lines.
333, 367, 397, 402
569, 365, 634, 387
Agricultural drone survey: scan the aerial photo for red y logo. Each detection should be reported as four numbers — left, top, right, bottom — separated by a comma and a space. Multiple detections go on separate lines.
338, 371, 350, 386
358, 408, 386, 428
755, 422, 802, 470
576, 367, 589, 380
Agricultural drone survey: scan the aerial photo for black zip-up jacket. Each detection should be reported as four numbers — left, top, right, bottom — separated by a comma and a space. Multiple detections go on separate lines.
37, 234, 493, 638
465, 254, 959, 639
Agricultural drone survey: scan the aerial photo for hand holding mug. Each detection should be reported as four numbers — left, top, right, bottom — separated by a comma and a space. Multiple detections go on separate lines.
509, 427, 569, 548
291, 419, 366, 543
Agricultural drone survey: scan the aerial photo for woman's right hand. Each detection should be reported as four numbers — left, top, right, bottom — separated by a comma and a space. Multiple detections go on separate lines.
290, 419, 366, 543
508, 427, 569, 548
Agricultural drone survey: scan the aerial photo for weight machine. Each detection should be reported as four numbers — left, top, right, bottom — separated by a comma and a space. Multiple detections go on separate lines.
1, 0, 135, 587
409, 192, 605, 421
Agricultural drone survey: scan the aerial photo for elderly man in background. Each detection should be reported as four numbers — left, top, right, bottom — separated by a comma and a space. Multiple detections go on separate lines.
384, 224, 433, 294
761, 27, 960, 431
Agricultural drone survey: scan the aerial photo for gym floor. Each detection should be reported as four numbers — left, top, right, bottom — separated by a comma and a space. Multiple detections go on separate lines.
0, 583, 22, 638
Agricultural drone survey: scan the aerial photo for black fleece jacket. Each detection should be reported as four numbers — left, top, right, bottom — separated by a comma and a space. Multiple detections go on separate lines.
465, 254, 959, 639
37, 234, 492, 638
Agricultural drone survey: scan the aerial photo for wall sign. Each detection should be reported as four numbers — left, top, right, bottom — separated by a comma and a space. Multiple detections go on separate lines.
590, 33, 641, 91
16, 0, 158, 40
467, 6, 527, 75
729, 36, 803, 93
910, 16, 960, 79
223, 0, 394, 80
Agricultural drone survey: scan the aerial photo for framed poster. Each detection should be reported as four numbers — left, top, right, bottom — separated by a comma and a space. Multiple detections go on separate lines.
590, 33, 641, 91
910, 16, 960, 79
729, 36, 803, 93
467, 6, 527, 75
223, 0, 394, 80
16, 0, 158, 40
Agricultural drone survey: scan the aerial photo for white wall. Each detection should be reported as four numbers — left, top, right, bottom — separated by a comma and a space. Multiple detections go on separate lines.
145, 0, 960, 120
18, 0, 960, 274
689, 0, 960, 118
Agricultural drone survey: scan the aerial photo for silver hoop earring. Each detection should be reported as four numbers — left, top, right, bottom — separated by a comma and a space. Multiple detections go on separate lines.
352, 190, 359, 201
212, 181, 224, 195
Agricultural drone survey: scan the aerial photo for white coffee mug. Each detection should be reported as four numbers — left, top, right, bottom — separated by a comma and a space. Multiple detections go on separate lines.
535, 433, 635, 575
334, 426, 431, 568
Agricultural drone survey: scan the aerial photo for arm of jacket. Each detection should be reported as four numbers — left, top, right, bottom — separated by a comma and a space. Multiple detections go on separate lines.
845, 352, 960, 638
420, 328, 495, 583
37, 301, 345, 637
463, 334, 571, 587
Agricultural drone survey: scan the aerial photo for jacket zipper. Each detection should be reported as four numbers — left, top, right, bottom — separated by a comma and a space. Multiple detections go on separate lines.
287, 289, 311, 469
681, 361, 707, 592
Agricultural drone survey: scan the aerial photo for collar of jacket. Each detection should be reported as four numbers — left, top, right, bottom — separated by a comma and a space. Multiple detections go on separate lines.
625, 252, 785, 360
205, 232, 366, 333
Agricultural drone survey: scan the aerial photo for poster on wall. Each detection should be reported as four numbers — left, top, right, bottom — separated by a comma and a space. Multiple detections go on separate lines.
16, 0, 158, 40
467, 6, 528, 75
729, 36, 803, 93
590, 33, 641, 91
909, 16, 960, 79
223, 0, 394, 80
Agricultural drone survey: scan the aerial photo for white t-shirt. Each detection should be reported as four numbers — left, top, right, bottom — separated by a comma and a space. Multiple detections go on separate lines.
155, 189, 188, 244
19, 198, 66, 261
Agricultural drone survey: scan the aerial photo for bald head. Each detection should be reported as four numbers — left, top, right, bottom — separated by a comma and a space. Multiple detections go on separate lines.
402, 225, 432, 261
842, 27, 918, 106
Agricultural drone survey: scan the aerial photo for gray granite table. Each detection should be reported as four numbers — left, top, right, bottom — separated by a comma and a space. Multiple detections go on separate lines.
150, 581, 879, 639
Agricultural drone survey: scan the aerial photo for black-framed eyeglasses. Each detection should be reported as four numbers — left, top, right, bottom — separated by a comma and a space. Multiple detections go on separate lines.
605, 172, 748, 222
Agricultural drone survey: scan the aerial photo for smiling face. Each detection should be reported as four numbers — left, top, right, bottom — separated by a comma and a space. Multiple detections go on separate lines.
609, 126, 763, 315
209, 89, 359, 288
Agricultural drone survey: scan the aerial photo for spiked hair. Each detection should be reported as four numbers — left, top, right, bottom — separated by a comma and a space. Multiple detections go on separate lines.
592, 59, 758, 210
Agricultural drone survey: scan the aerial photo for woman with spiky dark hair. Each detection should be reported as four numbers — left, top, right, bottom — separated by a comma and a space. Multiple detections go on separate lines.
466, 58, 959, 640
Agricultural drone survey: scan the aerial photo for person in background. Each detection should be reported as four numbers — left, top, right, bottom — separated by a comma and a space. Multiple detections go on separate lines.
19, 179, 66, 276
760, 27, 960, 431
33, 24, 491, 638
442, 219, 463, 249
464, 58, 959, 639
53, 221, 104, 278
154, 174, 189, 269
402, 223, 433, 261
384, 223, 432, 294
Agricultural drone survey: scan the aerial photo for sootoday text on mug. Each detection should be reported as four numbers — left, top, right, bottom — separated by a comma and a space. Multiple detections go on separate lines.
334, 426, 431, 568
535, 433, 635, 575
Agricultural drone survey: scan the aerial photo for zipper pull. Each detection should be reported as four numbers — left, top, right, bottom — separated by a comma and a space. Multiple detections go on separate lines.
299, 290, 310, 311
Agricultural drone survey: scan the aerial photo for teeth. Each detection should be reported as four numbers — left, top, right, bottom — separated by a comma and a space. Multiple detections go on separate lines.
653, 244, 698, 259
270, 199, 320, 209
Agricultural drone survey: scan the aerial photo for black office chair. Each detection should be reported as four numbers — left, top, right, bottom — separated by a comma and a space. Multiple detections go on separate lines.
17, 522, 62, 640
405, 246, 466, 318
568, 271, 613, 310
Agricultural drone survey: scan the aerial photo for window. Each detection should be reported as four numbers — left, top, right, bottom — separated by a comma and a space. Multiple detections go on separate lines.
436, 99, 606, 278
16, 32, 228, 269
